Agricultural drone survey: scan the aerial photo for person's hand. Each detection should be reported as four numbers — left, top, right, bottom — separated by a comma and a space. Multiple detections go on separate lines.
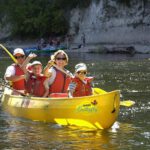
28, 53, 37, 59
68, 82, 76, 93
20, 53, 37, 70
47, 60, 55, 68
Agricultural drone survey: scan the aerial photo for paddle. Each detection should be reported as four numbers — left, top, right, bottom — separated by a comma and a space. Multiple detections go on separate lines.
1, 82, 26, 96
53, 63, 73, 97
48, 65, 130, 104
0, 44, 17, 63
46, 59, 135, 106
93, 87, 107, 94
93, 88, 135, 107
45, 62, 74, 97
120, 100, 135, 107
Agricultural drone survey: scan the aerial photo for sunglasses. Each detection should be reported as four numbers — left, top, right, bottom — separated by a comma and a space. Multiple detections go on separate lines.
15, 55, 25, 59
77, 71, 87, 75
56, 57, 66, 60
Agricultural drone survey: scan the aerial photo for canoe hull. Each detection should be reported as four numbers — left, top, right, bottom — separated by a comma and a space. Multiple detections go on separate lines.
1, 88, 120, 129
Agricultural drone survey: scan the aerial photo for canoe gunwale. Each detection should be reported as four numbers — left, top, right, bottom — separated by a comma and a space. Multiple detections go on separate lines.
2, 89, 120, 102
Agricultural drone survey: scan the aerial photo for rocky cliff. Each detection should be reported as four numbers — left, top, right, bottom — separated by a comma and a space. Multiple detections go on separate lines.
69, 0, 150, 53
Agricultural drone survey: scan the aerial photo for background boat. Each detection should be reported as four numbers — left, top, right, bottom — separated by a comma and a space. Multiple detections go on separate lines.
24, 44, 67, 55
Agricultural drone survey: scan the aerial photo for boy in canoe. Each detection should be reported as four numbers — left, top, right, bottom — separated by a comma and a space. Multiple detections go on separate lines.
25, 61, 49, 97
68, 63, 93, 97
21, 53, 49, 97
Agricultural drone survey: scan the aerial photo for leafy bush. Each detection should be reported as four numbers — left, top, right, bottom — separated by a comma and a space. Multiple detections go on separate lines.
0, 0, 92, 38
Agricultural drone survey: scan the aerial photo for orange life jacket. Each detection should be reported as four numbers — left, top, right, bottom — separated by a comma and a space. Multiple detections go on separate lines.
11, 64, 25, 90
26, 73, 47, 97
72, 77, 93, 97
49, 67, 71, 93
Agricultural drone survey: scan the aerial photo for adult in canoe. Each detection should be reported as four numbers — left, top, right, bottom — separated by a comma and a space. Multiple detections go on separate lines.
68, 63, 93, 97
4, 48, 26, 94
43, 50, 73, 97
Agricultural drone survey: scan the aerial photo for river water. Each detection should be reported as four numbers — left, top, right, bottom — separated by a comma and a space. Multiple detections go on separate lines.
0, 53, 150, 150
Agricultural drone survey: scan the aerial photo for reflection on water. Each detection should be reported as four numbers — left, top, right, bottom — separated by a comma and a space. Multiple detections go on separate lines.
0, 113, 149, 150
0, 113, 132, 150
0, 53, 150, 149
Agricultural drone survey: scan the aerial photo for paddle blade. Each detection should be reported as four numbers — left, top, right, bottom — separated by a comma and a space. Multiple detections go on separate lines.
93, 88, 107, 95
93, 88, 135, 107
120, 100, 135, 107
0, 44, 17, 63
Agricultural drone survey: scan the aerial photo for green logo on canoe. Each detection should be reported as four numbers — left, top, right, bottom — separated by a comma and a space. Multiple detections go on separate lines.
76, 103, 98, 113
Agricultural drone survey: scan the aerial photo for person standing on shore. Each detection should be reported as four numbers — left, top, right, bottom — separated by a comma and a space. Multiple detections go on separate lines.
81, 33, 86, 47
4, 48, 26, 93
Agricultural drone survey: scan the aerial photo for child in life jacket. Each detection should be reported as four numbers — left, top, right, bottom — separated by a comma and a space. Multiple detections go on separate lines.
68, 63, 93, 97
21, 53, 49, 97
25, 61, 49, 97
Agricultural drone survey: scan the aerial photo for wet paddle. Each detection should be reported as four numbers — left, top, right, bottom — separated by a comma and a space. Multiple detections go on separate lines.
1, 83, 26, 96
93, 88, 135, 107
47, 60, 135, 106
47, 63, 73, 97
120, 100, 135, 107
0, 44, 17, 63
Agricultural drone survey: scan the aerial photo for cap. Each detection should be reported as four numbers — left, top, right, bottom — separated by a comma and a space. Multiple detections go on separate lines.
13, 48, 25, 56
31, 61, 42, 66
75, 63, 87, 72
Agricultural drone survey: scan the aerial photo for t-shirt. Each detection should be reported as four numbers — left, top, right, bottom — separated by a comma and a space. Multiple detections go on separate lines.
4, 65, 16, 79
4, 64, 31, 79
48, 67, 56, 85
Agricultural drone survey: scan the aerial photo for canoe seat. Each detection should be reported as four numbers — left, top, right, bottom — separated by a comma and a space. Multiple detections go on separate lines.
49, 93, 68, 98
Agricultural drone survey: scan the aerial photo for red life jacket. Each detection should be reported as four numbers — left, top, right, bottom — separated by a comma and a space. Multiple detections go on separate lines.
72, 77, 93, 97
26, 73, 47, 97
12, 64, 25, 90
49, 68, 71, 93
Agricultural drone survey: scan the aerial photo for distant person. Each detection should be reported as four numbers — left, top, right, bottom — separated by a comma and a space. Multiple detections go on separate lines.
4, 48, 26, 93
81, 33, 86, 47
37, 38, 47, 49
65, 34, 72, 50
56, 37, 61, 46
49, 37, 53, 46
68, 63, 93, 97
51, 38, 58, 47
44, 50, 73, 96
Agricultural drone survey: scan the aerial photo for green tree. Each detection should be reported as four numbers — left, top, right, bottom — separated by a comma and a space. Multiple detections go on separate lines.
1, 0, 92, 38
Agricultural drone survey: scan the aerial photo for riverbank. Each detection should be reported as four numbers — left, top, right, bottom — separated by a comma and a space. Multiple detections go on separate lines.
67, 43, 150, 54
1, 40, 150, 54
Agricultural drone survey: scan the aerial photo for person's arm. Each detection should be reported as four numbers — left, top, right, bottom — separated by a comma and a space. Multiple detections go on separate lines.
21, 53, 37, 73
5, 75, 25, 82
68, 82, 77, 97
42, 78, 50, 97
4, 65, 25, 82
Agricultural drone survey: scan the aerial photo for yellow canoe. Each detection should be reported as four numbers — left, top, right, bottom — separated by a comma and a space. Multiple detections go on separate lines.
1, 88, 120, 130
